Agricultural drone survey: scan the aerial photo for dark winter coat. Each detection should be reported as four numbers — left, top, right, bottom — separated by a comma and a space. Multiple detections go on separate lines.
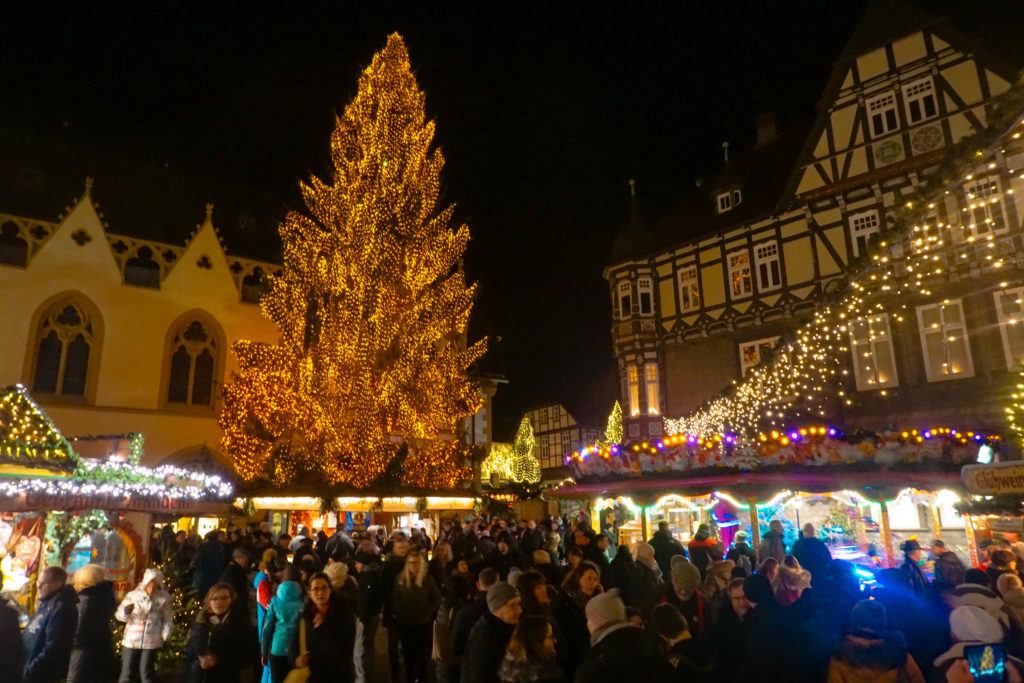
555, 591, 592, 672
712, 603, 751, 683
302, 595, 357, 683
584, 546, 615, 589
23, 584, 78, 683
451, 595, 488, 658
793, 535, 833, 584
664, 635, 715, 683
933, 552, 966, 588
726, 542, 756, 575
572, 624, 672, 683
67, 581, 116, 683
220, 561, 250, 609
392, 575, 442, 626
354, 560, 384, 622
183, 609, 256, 683
381, 555, 406, 627
497, 653, 565, 683
687, 537, 721, 580
485, 549, 526, 580
460, 611, 515, 683
649, 530, 684, 578
192, 537, 227, 596
628, 561, 662, 619
742, 601, 809, 683
826, 630, 925, 683
610, 548, 635, 601
0, 598, 25, 683
899, 558, 928, 596
757, 530, 786, 565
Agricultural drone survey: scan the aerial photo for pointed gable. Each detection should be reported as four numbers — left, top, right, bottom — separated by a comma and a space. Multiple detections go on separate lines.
0, 384, 76, 472
162, 204, 245, 306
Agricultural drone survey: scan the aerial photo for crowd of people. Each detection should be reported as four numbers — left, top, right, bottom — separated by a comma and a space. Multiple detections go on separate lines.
4, 513, 1024, 682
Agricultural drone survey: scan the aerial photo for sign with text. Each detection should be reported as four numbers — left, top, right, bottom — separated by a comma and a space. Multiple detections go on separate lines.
962, 462, 1024, 495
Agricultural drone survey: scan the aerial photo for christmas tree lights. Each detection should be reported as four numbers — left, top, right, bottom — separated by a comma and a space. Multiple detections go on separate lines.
510, 416, 541, 483
221, 33, 484, 487
604, 401, 623, 445
0, 384, 75, 469
481, 443, 514, 482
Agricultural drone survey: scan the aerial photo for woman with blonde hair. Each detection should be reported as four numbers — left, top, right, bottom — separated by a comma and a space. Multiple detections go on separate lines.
392, 549, 441, 683
68, 564, 117, 683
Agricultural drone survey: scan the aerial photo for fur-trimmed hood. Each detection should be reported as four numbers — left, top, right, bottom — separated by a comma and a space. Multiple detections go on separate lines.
836, 630, 908, 671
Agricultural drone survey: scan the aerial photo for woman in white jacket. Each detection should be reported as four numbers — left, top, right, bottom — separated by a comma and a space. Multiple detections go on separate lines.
115, 567, 174, 683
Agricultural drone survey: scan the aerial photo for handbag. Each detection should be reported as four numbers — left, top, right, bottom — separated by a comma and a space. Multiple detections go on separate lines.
284, 620, 310, 683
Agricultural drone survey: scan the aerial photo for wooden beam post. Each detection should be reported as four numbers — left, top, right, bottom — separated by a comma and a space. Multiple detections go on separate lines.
879, 501, 896, 569
748, 498, 761, 550
640, 505, 649, 543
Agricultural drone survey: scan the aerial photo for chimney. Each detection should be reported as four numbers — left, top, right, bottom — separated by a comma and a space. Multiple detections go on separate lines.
755, 111, 779, 147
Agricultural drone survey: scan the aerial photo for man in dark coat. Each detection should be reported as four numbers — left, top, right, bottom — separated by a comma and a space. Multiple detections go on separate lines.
649, 522, 684, 579
740, 574, 809, 683
354, 551, 384, 683
381, 538, 409, 681
484, 534, 525, 580
0, 573, 25, 683
191, 529, 226, 598
932, 539, 966, 587
23, 567, 78, 683
67, 570, 116, 683
461, 582, 521, 683
573, 590, 672, 683
792, 523, 832, 584
451, 567, 499, 659
220, 547, 251, 619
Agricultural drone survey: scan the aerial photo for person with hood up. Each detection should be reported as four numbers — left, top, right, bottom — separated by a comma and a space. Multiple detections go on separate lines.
661, 556, 711, 644
793, 523, 832, 585
260, 571, 304, 683
898, 540, 928, 597
648, 522, 685, 579
486, 533, 526, 581
630, 542, 662, 619
933, 605, 1024, 681
23, 566, 77, 683
999, 573, 1024, 658
184, 582, 255, 683
392, 549, 442, 683
758, 519, 787, 565
726, 531, 756, 575
324, 550, 358, 608
687, 524, 722, 580
68, 564, 116, 683
115, 567, 173, 683
610, 545, 635, 603
775, 555, 812, 608
826, 599, 924, 683
702, 559, 735, 612
572, 589, 672, 683
945, 570, 1009, 631
461, 582, 522, 683
931, 540, 966, 588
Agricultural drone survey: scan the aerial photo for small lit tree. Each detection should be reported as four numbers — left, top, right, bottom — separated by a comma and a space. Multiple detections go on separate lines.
604, 400, 623, 444
510, 416, 541, 483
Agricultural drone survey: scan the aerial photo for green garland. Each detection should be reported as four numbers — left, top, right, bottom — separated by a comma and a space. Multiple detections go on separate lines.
44, 509, 107, 567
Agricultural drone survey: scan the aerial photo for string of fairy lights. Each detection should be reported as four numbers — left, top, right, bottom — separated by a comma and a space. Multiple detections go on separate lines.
221, 33, 483, 488
661, 93, 1024, 441
0, 384, 74, 466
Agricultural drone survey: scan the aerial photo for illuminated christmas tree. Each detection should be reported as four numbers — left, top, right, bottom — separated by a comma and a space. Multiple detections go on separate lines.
604, 400, 623, 444
221, 33, 485, 487
510, 416, 541, 483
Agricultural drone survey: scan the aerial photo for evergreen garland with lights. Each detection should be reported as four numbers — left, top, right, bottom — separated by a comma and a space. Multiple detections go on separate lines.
221, 33, 484, 488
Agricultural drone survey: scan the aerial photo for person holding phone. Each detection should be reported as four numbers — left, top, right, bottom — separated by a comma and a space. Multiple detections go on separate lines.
934, 606, 1024, 682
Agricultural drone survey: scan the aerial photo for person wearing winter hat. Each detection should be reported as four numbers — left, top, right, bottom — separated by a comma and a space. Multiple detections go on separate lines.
899, 539, 927, 596
662, 556, 710, 645
114, 567, 174, 683
688, 523, 722, 580
631, 542, 662, 619
774, 555, 812, 607
702, 559, 735, 610
934, 605, 1024, 680
573, 589, 672, 683
826, 599, 925, 682
460, 582, 521, 683
1000, 573, 1024, 658
945, 577, 1009, 630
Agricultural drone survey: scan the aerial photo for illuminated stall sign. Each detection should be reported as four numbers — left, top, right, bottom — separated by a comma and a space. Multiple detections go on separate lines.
962, 462, 1024, 495
5, 491, 232, 513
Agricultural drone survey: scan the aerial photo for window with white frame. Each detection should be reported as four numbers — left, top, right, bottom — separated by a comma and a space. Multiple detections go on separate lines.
916, 300, 974, 381
678, 265, 700, 312
617, 281, 632, 318
754, 242, 782, 292
717, 192, 732, 214
637, 277, 653, 316
849, 209, 881, 257
849, 314, 899, 390
867, 91, 899, 138
627, 366, 640, 416
739, 337, 779, 376
995, 287, 1024, 368
727, 250, 752, 299
903, 77, 938, 125
964, 176, 1007, 236
644, 363, 660, 415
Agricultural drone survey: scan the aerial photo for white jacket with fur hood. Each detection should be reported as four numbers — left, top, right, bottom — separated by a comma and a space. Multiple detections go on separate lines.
115, 568, 174, 649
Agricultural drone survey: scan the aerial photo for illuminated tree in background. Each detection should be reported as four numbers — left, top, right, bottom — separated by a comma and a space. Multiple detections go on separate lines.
510, 416, 541, 483
221, 33, 485, 488
604, 401, 623, 445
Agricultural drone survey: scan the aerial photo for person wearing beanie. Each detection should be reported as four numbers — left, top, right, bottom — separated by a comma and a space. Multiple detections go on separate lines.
485, 533, 526, 581
631, 542, 663, 620
826, 599, 924, 683
531, 548, 561, 587
758, 519, 787, 565
461, 582, 521, 683
610, 545, 636, 603
662, 556, 711, 644
934, 605, 1024, 680
573, 589, 672, 683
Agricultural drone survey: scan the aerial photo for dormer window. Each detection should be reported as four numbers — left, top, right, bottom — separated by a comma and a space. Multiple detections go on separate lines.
717, 189, 741, 214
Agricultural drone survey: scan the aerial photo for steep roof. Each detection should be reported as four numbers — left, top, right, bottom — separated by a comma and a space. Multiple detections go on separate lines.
608, 181, 658, 263
838, 0, 937, 63
0, 128, 288, 262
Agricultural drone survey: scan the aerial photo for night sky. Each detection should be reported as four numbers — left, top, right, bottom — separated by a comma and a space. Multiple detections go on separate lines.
5, 2, 1019, 437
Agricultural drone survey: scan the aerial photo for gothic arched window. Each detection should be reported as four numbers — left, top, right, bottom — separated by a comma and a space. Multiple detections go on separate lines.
165, 319, 219, 407
30, 299, 97, 399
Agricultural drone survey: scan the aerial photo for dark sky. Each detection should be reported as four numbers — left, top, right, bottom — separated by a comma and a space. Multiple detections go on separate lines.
8, 1, 1011, 438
